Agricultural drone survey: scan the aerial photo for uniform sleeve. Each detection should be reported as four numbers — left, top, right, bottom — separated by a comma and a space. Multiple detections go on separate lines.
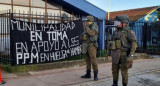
130, 41, 137, 54
86, 23, 98, 36
127, 30, 137, 54
127, 30, 137, 42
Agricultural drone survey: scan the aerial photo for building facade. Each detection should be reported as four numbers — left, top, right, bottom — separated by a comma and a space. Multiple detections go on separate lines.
0, 0, 107, 56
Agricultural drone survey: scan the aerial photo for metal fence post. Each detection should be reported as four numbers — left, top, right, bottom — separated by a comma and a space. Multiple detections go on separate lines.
143, 23, 148, 51
9, 10, 14, 66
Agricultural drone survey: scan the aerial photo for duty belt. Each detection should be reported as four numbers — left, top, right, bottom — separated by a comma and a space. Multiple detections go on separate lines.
88, 41, 96, 46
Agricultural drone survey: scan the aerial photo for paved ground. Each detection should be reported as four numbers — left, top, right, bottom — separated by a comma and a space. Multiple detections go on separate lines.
1, 55, 160, 86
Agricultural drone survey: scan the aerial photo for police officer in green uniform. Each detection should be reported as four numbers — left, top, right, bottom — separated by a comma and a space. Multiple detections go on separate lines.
106, 15, 137, 86
81, 16, 99, 81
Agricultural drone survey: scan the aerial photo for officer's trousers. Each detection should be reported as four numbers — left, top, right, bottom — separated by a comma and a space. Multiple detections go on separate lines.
112, 52, 128, 84
85, 45, 98, 71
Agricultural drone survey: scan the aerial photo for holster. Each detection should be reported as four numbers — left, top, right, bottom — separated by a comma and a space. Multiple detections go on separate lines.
126, 57, 133, 69
82, 42, 88, 54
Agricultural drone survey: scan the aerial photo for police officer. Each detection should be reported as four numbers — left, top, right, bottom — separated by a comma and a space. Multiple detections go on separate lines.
106, 15, 137, 86
81, 16, 99, 81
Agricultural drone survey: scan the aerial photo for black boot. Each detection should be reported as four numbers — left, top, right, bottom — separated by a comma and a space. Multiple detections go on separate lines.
111, 80, 118, 86
81, 70, 91, 78
94, 71, 98, 81
123, 83, 127, 86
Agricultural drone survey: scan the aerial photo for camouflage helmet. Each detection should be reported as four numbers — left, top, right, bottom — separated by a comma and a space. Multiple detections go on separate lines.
87, 16, 94, 22
115, 15, 129, 23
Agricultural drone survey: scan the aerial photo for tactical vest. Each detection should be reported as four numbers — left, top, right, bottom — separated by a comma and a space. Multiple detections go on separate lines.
110, 27, 136, 51
120, 28, 131, 50
81, 22, 99, 54
89, 22, 98, 42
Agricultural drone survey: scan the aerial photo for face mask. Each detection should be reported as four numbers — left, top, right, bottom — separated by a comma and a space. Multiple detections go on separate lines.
114, 21, 121, 26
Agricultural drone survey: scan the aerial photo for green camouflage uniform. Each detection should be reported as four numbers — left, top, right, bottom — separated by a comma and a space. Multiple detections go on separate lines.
107, 15, 137, 85
81, 16, 99, 81
82, 21, 98, 71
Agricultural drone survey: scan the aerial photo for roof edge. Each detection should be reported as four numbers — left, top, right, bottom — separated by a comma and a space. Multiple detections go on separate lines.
85, 0, 107, 13
109, 5, 159, 13
137, 6, 159, 22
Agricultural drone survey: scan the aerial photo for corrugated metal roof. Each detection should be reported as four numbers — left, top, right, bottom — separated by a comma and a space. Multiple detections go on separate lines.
106, 6, 159, 21
48, 0, 106, 19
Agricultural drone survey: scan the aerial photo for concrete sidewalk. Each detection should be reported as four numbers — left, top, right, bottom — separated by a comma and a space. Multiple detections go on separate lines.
1, 56, 160, 86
